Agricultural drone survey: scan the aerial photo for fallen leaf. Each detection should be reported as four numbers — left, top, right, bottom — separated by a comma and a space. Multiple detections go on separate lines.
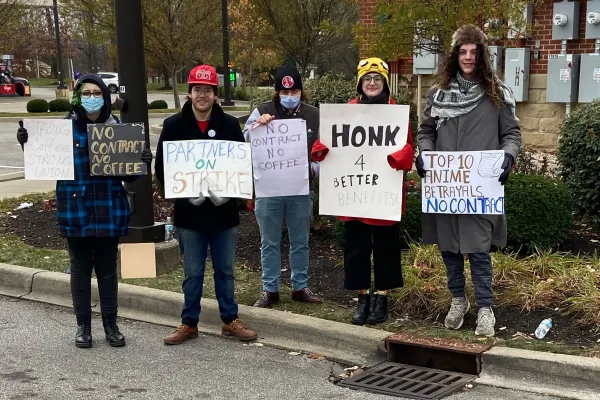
591, 239, 599, 243
466, 383, 474, 389
307, 353, 325, 360
499, 327, 507, 331
344, 366, 359, 372
288, 351, 301, 356
44, 256, 49, 259
247, 342, 264, 347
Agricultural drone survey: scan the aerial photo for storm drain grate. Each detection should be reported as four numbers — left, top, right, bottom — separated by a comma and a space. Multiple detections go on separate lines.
338, 362, 476, 399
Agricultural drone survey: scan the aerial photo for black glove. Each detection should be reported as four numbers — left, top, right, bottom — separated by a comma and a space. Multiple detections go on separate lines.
17, 120, 28, 147
141, 149, 153, 164
498, 153, 514, 185
415, 152, 427, 178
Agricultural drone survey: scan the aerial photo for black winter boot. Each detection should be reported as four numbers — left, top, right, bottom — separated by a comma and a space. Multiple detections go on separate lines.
75, 313, 92, 348
102, 313, 126, 347
366, 294, 388, 325
351, 293, 371, 325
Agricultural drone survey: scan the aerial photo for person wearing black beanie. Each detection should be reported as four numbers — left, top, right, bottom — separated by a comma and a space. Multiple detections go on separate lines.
242, 65, 322, 308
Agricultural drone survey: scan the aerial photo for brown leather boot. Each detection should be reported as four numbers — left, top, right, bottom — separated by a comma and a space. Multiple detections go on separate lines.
164, 324, 198, 345
222, 319, 258, 341
291, 288, 322, 303
253, 291, 280, 308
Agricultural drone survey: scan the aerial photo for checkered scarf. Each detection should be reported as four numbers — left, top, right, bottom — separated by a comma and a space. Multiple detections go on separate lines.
431, 73, 518, 122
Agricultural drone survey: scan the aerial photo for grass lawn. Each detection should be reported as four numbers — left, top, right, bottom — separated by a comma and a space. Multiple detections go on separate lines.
1, 193, 599, 358
146, 83, 188, 93
28, 77, 73, 87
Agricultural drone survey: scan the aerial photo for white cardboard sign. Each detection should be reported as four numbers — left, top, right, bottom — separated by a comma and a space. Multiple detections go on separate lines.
23, 119, 74, 180
318, 103, 409, 221
249, 119, 309, 198
162, 140, 253, 199
421, 150, 505, 215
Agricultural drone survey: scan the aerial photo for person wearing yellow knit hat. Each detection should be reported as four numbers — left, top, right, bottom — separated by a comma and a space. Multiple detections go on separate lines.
311, 57, 414, 325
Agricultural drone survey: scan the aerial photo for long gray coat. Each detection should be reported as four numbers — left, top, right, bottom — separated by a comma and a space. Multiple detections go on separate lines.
417, 86, 522, 254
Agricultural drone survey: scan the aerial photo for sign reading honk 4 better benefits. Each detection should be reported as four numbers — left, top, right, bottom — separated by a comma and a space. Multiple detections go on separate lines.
87, 123, 147, 176
421, 150, 505, 215
163, 140, 253, 199
319, 103, 409, 221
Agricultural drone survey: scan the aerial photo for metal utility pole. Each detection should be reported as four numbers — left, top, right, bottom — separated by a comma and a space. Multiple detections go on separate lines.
221, 0, 234, 106
52, 0, 66, 89
114, 0, 164, 243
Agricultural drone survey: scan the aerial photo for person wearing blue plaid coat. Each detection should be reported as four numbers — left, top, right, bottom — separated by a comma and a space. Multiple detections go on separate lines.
17, 74, 153, 349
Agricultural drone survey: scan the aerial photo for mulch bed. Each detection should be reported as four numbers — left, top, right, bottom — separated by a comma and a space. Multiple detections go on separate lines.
1, 193, 599, 347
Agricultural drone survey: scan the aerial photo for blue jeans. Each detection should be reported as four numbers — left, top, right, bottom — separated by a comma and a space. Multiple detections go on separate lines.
178, 226, 239, 326
255, 193, 313, 292
441, 251, 493, 308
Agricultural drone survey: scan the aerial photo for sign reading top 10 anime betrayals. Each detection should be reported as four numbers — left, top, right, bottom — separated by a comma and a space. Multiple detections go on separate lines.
421, 150, 505, 215
318, 104, 409, 221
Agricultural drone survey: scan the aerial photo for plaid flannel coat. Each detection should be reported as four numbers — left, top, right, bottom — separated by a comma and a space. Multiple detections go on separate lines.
55, 114, 133, 238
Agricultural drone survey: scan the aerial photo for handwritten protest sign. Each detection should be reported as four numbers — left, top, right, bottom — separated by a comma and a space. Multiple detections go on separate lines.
23, 119, 74, 180
421, 150, 505, 215
162, 140, 253, 199
249, 119, 309, 198
319, 104, 409, 221
88, 123, 147, 176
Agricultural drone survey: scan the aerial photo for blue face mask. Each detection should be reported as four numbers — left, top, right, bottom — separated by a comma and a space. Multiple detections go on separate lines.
81, 97, 104, 114
280, 95, 301, 110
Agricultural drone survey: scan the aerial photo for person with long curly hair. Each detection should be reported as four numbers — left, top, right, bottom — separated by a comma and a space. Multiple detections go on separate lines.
416, 25, 522, 337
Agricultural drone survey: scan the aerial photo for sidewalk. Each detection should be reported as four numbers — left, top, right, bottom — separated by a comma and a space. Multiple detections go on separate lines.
0, 176, 56, 199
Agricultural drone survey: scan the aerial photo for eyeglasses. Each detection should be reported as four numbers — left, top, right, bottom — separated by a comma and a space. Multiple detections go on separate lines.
363, 75, 383, 84
81, 91, 103, 98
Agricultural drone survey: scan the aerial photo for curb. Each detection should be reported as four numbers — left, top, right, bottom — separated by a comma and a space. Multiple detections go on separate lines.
0, 171, 24, 182
0, 113, 177, 124
0, 263, 388, 367
478, 347, 600, 400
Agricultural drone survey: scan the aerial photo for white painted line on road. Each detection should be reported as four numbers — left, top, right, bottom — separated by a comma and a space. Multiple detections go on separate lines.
0, 166, 24, 169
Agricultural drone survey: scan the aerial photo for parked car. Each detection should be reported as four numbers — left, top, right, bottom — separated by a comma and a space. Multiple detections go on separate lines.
13, 76, 31, 96
97, 72, 119, 93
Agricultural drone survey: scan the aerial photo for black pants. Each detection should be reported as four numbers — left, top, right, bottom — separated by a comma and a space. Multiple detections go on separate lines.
343, 220, 403, 290
67, 237, 120, 315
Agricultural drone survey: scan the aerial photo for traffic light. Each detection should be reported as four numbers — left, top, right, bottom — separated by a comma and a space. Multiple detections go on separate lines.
229, 70, 235, 81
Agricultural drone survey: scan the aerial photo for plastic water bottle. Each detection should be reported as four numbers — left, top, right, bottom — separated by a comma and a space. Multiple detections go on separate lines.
535, 318, 552, 339
165, 217, 173, 242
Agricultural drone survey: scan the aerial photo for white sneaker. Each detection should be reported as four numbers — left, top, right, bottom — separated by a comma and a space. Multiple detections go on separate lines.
444, 297, 470, 330
475, 307, 496, 337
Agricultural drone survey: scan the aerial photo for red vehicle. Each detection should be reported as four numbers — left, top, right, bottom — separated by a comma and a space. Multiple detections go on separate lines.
0, 65, 31, 97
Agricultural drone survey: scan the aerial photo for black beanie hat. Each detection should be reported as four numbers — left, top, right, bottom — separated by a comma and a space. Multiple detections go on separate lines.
274, 65, 302, 91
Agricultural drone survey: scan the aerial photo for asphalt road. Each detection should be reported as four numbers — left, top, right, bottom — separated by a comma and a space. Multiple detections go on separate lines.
0, 296, 562, 400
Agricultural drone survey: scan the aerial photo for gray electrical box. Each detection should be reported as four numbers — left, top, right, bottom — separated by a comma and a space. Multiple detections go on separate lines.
552, 1, 580, 40
489, 46, 504, 76
504, 48, 530, 102
578, 53, 600, 102
586, 0, 600, 38
546, 54, 581, 103
413, 51, 439, 75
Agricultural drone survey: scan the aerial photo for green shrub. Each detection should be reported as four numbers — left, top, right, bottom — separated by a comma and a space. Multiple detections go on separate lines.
27, 99, 49, 113
556, 100, 600, 227
218, 86, 225, 98
48, 99, 72, 113
234, 88, 249, 101
249, 88, 272, 109
505, 173, 573, 251
303, 72, 356, 107
392, 88, 418, 151
148, 100, 168, 110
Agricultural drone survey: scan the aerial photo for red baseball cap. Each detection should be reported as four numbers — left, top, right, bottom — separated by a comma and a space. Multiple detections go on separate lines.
188, 65, 218, 87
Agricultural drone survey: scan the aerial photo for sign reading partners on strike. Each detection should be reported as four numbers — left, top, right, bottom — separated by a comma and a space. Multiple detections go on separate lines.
162, 139, 253, 199
421, 150, 505, 215
318, 103, 409, 221
249, 119, 309, 198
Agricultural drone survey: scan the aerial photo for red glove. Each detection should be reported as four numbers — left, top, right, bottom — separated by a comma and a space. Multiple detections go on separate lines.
311, 139, 329, 162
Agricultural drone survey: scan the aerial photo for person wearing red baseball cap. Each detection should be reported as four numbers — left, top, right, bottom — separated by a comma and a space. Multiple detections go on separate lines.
155, 65, 258, 345
242, 64, 322, 308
